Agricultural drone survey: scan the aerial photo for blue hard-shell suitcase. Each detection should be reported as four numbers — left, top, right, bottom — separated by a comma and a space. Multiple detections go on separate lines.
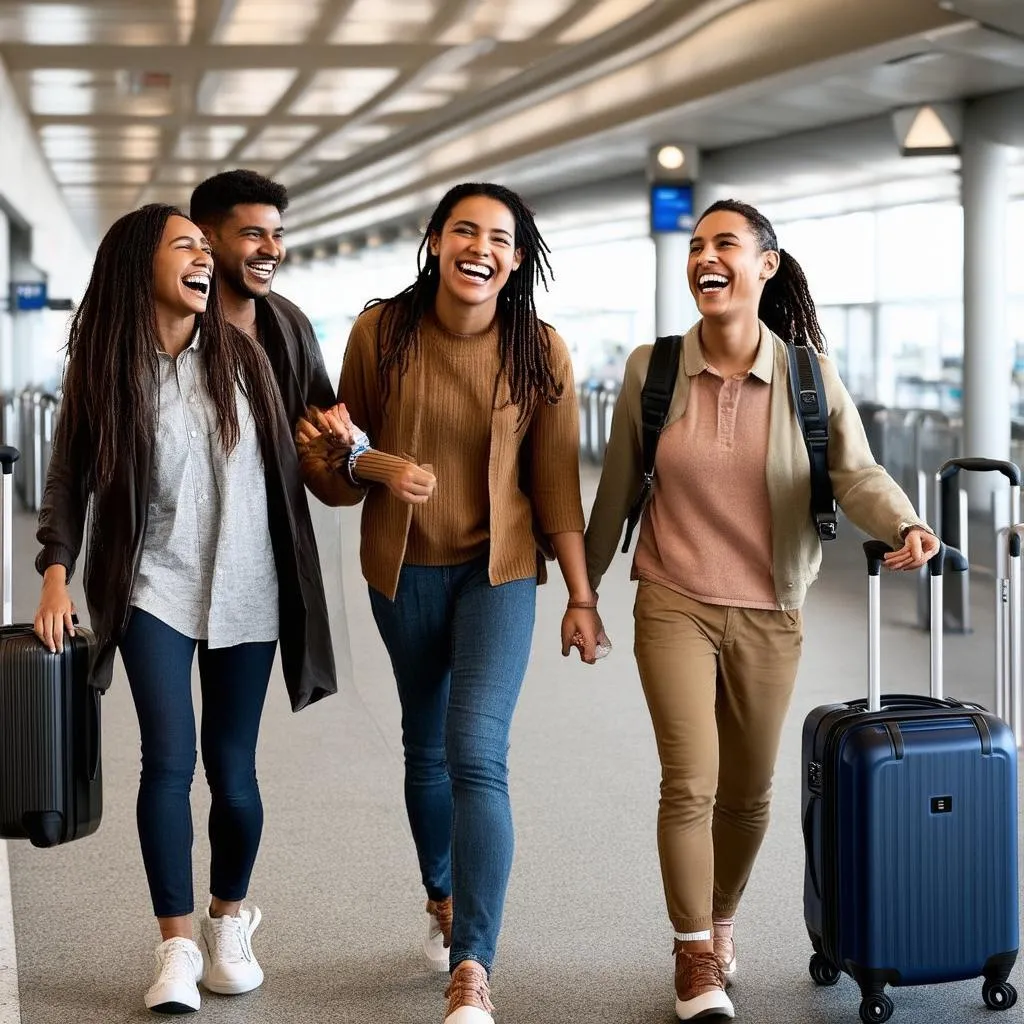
802, 540, 1019, 1023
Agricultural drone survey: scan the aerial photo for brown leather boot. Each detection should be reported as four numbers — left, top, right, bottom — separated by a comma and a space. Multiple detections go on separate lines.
673, 940, 734, 1020
444, 960, 494, 1023
424, 896, 453, 972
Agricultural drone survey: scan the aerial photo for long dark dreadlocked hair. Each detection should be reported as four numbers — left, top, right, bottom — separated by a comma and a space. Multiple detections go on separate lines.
695, 199, 827, 353
59, 203, 281, 492
368, 182, 562, 421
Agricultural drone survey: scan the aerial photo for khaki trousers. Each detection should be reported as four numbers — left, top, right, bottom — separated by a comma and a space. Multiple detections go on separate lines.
633, 579, 802, 934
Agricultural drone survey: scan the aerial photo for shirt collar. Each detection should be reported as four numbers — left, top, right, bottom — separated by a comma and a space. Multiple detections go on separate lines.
682, 320, 774, 383
156, 325, 201, 359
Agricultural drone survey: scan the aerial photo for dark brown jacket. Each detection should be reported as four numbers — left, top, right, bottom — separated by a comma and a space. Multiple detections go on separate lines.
35, 292, 339, 712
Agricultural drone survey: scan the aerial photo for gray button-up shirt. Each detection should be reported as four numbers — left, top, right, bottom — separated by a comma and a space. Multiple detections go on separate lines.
131, 331, 279, 646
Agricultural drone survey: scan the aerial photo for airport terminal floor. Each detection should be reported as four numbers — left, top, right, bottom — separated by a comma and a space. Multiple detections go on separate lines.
2, 464, 1021, 1024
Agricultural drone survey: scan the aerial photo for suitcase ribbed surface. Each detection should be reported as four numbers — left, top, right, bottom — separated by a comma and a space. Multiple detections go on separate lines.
0, 627, 67, 837
0, 625, 100, 844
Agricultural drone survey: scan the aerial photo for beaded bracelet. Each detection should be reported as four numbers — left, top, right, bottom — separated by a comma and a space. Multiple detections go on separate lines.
567, 598, 599, 610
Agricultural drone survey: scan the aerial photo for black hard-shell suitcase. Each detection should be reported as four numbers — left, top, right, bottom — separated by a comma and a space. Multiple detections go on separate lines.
802, 540, 1019, 1023
0, 444, 102, 847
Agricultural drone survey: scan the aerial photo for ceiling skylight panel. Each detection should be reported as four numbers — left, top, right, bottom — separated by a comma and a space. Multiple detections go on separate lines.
331, 0, 437, 44
173, 126, 249, 160
240, 125, 321, 161
289, 69, 400, 116
199, 69, 299, 116
216, 0, 326, 43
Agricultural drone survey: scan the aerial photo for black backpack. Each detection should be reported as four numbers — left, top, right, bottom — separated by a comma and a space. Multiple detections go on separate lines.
620, 335, 836, 553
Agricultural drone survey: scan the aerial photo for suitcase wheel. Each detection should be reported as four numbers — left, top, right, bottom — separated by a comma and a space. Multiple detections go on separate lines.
808, 953, 841, 987
982, 980, 1017, 1011
859, 993, 894, 1024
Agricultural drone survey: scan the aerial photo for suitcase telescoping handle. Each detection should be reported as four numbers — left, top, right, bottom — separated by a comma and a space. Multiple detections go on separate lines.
0, 445, 20, 627
863, 540, 968, 711
937, 457, 1022, 487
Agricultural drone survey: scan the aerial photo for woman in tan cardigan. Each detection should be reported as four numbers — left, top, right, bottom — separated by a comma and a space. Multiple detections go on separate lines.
297, 182, 606, 1024
584, 199, 938, 1021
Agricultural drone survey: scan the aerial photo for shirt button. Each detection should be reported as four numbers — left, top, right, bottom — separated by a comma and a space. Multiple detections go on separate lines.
190, 430, 197, 438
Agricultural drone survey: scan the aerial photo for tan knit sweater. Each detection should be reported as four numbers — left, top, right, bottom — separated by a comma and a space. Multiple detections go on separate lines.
304, 304, 585, 599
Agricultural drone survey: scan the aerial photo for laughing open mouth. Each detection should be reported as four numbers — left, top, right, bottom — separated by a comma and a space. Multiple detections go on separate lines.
698, 274, 729, 293
247, 261, 277, 282
182, 273, 210, 296
456, 261, 494, 283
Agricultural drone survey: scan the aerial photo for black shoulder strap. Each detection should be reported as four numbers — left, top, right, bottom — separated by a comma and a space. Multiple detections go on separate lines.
786, 342, 837, 541
621, 335, 682, 553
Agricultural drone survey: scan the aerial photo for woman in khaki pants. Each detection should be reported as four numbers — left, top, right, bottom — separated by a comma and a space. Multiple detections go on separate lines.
584, 199, 939, 1021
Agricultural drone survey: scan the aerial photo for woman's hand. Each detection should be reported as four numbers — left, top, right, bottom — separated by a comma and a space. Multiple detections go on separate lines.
561, 605, 611, 665
372, 459, 436, 504
34, 566, 76, 654
295, 403, 359, 450
883, 527, 941, 571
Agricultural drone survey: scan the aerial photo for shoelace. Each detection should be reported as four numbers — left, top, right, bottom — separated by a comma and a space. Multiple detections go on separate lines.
159, 940, 199, 983
673, 946, 724, 993
428, 898, 453, 947
208, 914, 252, 964
445, 963, 494, 1014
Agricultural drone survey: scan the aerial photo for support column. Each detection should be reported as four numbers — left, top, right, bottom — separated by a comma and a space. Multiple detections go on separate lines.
961, 111, 1013, 513
654, 232, 694, 336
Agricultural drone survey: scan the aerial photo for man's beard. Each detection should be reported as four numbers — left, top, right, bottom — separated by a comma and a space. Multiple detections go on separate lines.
224, 263, 272, 300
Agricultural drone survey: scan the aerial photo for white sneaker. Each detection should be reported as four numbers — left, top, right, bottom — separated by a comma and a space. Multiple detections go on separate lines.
424, 897, 453, 973
199, 905, 264, 995
145, 937, 203, 1015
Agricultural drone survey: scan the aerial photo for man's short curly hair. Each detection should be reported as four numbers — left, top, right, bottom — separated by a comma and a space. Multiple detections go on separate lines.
189, 169, 289, 226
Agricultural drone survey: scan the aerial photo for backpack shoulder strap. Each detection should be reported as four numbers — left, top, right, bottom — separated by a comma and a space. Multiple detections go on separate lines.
621, 335, 682, 553
786, 342, 837, 541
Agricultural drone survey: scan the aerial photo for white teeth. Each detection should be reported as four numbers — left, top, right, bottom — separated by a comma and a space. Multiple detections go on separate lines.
457, 261, 493, 281
248, 263, 275, 278
699, 274, 729, 288
183, 273, 209, 293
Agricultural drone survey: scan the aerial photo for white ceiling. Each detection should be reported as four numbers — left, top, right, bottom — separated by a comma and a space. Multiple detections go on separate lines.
0, 0, 1022, 250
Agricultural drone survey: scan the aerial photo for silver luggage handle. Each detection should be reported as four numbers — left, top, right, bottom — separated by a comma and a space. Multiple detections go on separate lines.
0, 445, 21, 627
863, 541, 968, 712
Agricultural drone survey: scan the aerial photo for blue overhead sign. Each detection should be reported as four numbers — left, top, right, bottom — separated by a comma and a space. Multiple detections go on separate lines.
650, 183, 695, 234
13, 281, 47, 311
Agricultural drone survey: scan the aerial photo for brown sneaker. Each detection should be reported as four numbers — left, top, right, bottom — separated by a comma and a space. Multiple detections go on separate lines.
673, 942, 734, 1020
424, 897, 453, 972
713, 926, 737, 985
444, 960, 494, 1023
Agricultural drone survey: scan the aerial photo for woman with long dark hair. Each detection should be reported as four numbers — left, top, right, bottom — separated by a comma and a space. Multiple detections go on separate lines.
297, 182, 605, 1024
34, 204, 338, 1015
584, 199, 938, 1020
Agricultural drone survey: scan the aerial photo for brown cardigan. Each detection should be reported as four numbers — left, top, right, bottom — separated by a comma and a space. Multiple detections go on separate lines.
304, 304, 586, 599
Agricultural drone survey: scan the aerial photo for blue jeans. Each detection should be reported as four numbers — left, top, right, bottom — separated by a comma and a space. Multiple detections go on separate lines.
119, 608, 276, 918
369, 555, 536, 974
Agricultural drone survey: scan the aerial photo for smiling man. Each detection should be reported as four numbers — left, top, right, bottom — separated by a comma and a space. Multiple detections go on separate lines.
189, 169, 336, 419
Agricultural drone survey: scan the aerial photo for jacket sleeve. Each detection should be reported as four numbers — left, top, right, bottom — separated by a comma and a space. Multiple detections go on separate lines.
525, 330, 586, 537
822, 356, 931, 548
298, 316, 377, 508
35, 408, 89, 582
583, 346, 648, 593
294, 316, 337, 415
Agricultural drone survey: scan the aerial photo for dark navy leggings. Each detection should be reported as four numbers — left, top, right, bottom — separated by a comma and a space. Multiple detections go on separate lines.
119, 608, 276, 918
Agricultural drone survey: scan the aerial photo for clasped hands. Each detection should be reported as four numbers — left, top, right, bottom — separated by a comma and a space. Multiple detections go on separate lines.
295, 403, 436, 505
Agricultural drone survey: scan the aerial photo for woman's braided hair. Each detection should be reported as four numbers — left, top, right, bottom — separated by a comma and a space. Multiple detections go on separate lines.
696, 199, 827, 353
368, 182, 562, 421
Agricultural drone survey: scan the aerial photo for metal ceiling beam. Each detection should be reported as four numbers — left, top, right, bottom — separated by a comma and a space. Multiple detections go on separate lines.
0, 42, 548, 71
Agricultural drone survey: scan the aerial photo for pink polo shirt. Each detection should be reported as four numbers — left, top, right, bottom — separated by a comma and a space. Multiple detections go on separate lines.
634, 362, 778, 610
